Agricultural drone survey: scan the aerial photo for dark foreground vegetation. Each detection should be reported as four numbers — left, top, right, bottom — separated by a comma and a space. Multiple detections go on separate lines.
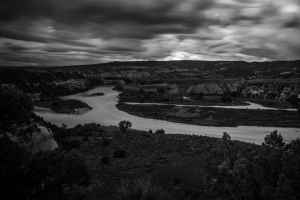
33, 97, 92, 114
117, 103, 300, 128
2, 84, 300, 200
0, 87, 91, 200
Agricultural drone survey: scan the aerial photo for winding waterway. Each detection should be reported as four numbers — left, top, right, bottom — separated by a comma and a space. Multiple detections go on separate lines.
34, 86, 300, 144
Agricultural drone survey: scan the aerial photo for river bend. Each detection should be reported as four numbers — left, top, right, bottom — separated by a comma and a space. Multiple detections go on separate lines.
34, 86, 300, 144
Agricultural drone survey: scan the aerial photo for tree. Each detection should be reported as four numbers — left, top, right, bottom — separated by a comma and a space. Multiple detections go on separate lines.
204, 131, 300, 200
0, 87, 33, 132
230, 91, 239, 98
118, 120, 132, 133
204, 132, 261, 200
263, 130, 285, 149
277, 139, 300, 199
155, 129, 165, 134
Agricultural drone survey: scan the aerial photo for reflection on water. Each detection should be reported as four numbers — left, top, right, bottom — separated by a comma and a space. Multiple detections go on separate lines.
34, 86, 300, 144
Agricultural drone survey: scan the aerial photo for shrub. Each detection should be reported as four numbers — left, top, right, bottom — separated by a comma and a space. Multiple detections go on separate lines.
113, 149, 126, 158
115, 177, 170, 200
101, 156, 110, 164
53, 128, 71, 140
60, 139, 81, 151
149, 129, 153, 133
155, 129, 165, 134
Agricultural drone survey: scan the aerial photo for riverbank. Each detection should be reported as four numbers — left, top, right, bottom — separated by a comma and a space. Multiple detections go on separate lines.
118, 89, 250, 107
243, 98, 300, 109
115, 84, 300, 109
34, 86, 300, 144
33, 98, 92, 115
117, 103, 300, 128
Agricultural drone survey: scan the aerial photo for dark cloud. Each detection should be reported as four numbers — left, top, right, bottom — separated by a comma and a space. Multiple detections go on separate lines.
240, 48, 280, 60
0, 0, 300, 66
283, 18, 300, 28
0, 29, 50, 43
4, 42, 28, 51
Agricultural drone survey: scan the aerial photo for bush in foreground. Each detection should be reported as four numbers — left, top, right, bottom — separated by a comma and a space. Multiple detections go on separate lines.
115, 177, 170, 200
205, 131, 300, 200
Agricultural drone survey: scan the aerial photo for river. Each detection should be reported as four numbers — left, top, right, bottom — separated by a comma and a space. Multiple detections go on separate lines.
34, 86, 300, 144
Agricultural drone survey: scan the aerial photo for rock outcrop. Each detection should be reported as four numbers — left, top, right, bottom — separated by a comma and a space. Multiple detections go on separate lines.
31, 126, 58, 153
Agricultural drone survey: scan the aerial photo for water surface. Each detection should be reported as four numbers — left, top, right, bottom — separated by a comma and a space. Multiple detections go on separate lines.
34, 86, 300, 144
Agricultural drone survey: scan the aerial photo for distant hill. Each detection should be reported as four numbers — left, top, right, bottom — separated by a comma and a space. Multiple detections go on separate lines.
1, 60, 299, 96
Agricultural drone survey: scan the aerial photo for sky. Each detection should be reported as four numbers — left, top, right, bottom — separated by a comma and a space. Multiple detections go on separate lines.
0, 0, 300, 66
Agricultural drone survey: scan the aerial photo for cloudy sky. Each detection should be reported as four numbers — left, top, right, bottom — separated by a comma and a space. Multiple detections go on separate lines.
1, 0, 300, 66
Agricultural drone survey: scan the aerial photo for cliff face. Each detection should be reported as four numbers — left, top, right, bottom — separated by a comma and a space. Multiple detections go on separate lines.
187, 83, 224, 94
126, 71, 151, 79
101, 71, 151, 79
54, 79, 89, 91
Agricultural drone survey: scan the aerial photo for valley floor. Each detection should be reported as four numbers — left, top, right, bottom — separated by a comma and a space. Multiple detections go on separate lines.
117, 103, 300, 128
